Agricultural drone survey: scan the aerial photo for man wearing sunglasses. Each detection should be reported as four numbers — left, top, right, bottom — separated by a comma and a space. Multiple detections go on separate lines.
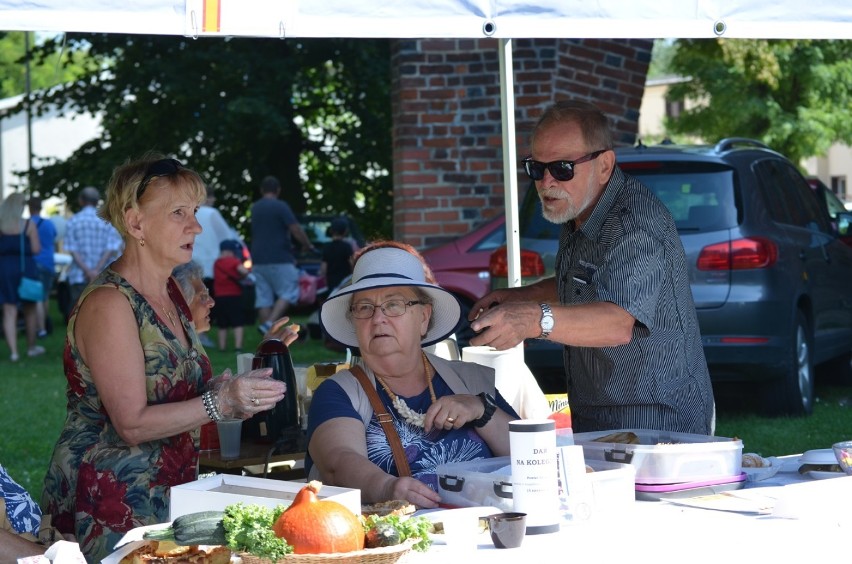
469, 100, 714, 436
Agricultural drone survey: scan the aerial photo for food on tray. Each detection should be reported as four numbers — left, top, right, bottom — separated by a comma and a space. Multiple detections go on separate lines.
361, 499, 416, 517
144, 511, 226, 546
119, 541, 230, 564
592, 431, 640, 444
742, 453, 770, 468
798, 463, 843, 474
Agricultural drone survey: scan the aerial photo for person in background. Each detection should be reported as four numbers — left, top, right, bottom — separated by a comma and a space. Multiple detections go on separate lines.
1, 463, 49, 560
173, 258, 300, 350
64, 186, 123, 308
191, 184, 233, 348
307, 245, 518, 508
213, 239, 250, 353
42, 154, 287, 562
249, 175, 316, 335
0, 192, 44, 362
469, 100, 715, 435
319, 218, 354, 294
27, 196, 58, 338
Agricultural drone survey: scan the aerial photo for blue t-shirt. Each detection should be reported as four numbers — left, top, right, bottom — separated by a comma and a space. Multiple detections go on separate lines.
31, 215, 57, 271
306, 371, 517, 492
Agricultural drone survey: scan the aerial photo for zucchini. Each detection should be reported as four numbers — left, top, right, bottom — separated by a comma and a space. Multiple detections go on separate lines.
144, 510, 227, 546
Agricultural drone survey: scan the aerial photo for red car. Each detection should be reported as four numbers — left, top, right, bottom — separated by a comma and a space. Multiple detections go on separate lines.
421, 216, 506, 345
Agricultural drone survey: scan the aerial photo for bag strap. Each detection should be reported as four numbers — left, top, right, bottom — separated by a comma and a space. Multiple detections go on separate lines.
349, 365, 412, 477
19, 220, 28, 271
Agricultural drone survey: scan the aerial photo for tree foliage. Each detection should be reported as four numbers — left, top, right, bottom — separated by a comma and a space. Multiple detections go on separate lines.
665, 39, 852, 165
18, 34, 393, 241
0, 32, 85, 98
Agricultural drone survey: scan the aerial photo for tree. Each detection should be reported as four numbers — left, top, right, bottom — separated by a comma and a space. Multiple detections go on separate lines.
665, 39, 852, 165
0, 32, 85, 98
18, 34, 393, 241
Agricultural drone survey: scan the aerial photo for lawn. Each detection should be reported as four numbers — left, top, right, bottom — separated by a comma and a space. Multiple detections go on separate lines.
3, 303, 851, 502
1, 304, 345, 501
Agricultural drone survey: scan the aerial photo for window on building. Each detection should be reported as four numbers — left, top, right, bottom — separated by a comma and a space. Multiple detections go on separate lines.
831, 176, 847, 200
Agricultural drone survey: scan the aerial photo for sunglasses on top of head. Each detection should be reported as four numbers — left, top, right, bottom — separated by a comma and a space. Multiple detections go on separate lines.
521, 149, 608, 182
137, 158, 184, 200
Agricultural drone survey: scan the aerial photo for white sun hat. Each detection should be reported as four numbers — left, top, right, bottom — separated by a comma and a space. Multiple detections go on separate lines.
319, 247, 461, 349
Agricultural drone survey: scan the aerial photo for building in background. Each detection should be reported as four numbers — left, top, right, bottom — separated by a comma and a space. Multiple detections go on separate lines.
0, 93, 101, 201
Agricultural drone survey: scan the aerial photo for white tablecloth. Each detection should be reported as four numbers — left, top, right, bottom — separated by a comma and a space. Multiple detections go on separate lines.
409, 456, 852, 563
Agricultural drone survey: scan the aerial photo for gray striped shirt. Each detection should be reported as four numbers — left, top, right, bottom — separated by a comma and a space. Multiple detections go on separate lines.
554, 167, 714, 434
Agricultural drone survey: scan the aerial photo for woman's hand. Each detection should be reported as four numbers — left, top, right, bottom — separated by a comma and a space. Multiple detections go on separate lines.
214, 368, 286, 419
423, 394, 484, 432
386, 476, 442, 509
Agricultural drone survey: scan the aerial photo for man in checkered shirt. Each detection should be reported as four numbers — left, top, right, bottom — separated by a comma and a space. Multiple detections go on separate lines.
64, 186, 123, 309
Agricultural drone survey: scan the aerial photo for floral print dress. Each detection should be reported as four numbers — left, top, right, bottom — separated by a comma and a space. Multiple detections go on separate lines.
41, 268, 212, 563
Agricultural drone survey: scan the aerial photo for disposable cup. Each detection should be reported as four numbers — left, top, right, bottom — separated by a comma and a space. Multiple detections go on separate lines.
217, 418, 243, 460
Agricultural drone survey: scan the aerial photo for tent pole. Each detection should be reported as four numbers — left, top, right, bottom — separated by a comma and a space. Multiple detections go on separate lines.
499, 38, 521, 289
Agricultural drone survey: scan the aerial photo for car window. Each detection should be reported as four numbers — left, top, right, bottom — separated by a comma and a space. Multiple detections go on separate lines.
755, 159, 832, 233
620, 161, 737, 231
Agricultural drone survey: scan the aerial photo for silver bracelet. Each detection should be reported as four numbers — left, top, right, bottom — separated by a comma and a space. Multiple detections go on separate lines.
202, 390, 223, 422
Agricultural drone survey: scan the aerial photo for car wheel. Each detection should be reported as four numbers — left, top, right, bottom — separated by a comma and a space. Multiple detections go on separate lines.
761, 310, 814, 416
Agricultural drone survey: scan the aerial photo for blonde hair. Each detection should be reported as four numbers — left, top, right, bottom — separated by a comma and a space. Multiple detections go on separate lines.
99, 151, 207, 239
0, 192, 27, 233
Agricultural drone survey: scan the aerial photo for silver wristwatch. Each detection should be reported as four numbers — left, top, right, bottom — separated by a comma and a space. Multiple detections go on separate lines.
539, 303, 554, 339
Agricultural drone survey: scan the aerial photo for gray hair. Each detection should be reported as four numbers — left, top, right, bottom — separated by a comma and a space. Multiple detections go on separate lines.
172, 261, 204, 301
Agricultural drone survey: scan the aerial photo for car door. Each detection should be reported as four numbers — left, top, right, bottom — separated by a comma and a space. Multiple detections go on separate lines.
756, 159, 848, 360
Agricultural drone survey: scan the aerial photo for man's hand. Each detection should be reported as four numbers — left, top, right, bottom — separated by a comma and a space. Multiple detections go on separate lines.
468, 301, 541, 350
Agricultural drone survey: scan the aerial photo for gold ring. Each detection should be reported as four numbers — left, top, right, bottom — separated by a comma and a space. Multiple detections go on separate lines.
446, 416, 455, 423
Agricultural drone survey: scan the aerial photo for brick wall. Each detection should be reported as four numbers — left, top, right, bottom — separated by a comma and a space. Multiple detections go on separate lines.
391, 38, 653, 247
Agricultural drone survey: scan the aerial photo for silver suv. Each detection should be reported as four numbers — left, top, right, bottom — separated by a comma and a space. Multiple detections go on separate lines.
490, 138, 852, 416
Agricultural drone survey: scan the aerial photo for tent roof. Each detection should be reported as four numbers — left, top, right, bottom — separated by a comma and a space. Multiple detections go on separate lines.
2, 0, 851, 39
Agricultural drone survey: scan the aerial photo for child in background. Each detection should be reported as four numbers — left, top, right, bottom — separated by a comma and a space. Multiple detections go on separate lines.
213, 239, 249, 353
319, 218, 355, 294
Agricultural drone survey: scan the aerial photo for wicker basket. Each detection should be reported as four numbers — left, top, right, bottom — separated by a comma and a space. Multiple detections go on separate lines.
238, 539, 417, 564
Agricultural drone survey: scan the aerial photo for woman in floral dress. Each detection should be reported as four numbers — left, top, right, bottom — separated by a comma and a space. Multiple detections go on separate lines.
41, 154, 287, 562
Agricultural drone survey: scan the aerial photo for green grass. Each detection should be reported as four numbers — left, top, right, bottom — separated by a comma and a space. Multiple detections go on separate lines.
4, 303, 852, 502
1, 303, 345, 501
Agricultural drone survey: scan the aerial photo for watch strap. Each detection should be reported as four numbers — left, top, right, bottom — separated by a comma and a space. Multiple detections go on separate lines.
471, 392, 497, 428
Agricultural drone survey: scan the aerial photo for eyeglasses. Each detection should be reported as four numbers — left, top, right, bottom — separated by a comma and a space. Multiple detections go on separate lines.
350, 299, 422, 319
521, 149, 607, 182
137, 158, 184, 200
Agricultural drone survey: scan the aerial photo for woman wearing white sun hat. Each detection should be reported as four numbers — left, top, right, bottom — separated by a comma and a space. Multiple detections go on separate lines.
307, 242, 519, 508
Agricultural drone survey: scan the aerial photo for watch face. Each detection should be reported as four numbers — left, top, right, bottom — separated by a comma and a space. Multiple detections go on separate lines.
542, 316, 554, 331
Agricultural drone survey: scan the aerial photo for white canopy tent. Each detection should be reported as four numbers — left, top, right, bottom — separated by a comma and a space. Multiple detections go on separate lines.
3, 0, 852, 287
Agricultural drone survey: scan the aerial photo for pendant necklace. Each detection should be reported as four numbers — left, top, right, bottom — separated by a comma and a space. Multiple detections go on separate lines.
373, 352, 436, 428
149, 295, 178, 329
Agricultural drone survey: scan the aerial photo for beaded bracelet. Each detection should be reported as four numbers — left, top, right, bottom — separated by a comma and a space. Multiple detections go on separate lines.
202, 390, 223, 422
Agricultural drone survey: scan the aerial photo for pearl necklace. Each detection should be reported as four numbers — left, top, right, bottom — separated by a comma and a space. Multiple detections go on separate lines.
372, 352, 436, 428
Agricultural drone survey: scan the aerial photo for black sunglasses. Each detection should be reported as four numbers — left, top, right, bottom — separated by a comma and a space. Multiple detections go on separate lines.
521, 149, 607, 182
137, 158, 184, 199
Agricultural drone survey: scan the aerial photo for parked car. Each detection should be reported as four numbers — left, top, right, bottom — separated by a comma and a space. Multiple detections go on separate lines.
421, 216, 506, 346
490, 138, 852, 415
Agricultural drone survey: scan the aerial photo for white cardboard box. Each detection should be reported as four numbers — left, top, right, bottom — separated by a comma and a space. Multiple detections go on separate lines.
169, 474, 361, 520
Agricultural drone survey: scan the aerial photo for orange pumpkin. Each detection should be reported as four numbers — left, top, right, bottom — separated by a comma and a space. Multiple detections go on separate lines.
272, 480, 365, 554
